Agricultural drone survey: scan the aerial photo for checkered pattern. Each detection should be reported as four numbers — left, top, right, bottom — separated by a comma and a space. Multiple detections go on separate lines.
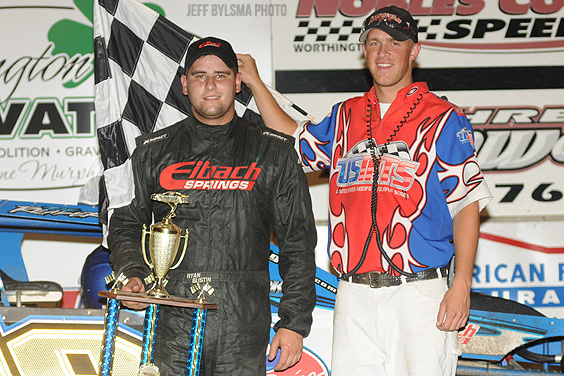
94, 0, 194, 239
294, 17, 442, 43
346, 139, 411, 160
414, 18, 441, 41
94, 0, 296, 243
294, 19, 363, 42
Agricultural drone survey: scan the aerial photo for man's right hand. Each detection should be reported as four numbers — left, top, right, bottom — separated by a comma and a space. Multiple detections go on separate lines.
120, 277, 150, 310
236, 53, 262, 88
235, 53, 298, 135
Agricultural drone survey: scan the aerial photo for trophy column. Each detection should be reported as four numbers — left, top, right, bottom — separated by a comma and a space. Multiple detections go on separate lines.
139, 303, 159, 370
186, 308, 207, 376
98, 297, 120, 376
98, 291, 217, 376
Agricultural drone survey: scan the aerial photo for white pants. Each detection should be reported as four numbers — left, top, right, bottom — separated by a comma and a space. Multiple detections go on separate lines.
331, 277, 460, 376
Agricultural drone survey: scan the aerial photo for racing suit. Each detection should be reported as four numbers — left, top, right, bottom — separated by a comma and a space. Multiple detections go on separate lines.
297, 82, 492, 375
108, 114, 317, 376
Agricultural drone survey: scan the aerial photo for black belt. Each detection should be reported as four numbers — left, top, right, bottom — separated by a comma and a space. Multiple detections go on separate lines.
347, 267, 448, 288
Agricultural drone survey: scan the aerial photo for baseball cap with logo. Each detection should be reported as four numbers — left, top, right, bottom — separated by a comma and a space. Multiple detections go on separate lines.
359, 6, 418, 43
184, 36, 238, 73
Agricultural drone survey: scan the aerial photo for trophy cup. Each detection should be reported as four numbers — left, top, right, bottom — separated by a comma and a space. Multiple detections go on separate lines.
142, 191, 190, 298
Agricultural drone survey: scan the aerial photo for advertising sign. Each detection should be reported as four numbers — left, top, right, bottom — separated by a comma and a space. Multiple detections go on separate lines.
474, 218, 564, 318
0, 1, 100, 204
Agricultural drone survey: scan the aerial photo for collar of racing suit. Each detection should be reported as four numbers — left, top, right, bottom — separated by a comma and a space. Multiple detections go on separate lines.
187, 113, 239, 148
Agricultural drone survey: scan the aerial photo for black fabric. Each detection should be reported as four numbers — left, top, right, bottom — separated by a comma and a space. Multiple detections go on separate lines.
147, 15, 192, 64
164, 66, 192, 115
93, 36, 110, 84
98, 0, 118, 15
98, 175, 109, 225
122, 80, 162, 134
97, 121, 130, 169
235, 82, 254, 106
108, 115, 317, 375
237, 107, 264, 127
155, 272, 271, 375
107, 18, 144, 77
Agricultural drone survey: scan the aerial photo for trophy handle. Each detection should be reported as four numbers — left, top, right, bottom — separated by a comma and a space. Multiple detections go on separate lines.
170, 229, 189, 271
141, 224, 153, 269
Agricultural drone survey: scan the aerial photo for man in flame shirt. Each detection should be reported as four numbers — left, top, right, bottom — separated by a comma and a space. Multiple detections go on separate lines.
238, 6, 492, 376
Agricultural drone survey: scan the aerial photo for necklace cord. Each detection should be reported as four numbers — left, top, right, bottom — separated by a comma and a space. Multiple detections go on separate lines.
341, 93, 422, 279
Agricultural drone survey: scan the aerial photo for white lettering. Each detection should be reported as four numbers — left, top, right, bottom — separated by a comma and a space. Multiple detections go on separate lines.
517, 290, 535, 305
542, 290, 561, 305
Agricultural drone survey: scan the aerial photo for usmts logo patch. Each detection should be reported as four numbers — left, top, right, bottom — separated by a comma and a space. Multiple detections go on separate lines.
336, 140, 418, 191
457, 127, 474, 145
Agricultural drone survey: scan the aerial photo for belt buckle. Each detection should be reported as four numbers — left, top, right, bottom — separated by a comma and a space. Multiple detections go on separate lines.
368, 272, 383, 288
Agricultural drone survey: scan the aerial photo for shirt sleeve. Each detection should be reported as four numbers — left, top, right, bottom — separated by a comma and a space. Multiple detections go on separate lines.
271, 144, 317, 337
298, 103, 341, 173
436, 110, 492, 218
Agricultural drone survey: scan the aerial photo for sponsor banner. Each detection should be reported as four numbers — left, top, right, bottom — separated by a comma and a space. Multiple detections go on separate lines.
0, 1, 101, 203
473, 218, 564, 318
273, 0, 564, 70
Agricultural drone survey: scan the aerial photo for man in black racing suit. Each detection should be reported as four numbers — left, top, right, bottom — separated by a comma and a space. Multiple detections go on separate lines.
107, 36, 317, 375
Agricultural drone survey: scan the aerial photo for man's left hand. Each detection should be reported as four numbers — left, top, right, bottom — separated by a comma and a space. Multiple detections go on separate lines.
269, 328, 303, 371
436, 279, 471, 331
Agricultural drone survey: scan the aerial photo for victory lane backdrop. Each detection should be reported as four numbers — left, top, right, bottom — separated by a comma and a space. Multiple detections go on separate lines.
1, 1, 564, 374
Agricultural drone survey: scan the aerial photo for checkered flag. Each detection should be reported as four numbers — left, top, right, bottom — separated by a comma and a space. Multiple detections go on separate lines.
94, 0, 312, 243
94, 0, 191, 242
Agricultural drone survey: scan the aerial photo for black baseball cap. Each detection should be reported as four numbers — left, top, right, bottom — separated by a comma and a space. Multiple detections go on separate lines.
184, 36, 238, 74
359, 6, 418, 43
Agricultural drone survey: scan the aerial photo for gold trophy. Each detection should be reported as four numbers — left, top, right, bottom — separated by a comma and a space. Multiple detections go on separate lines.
99, 191, 217, 376
141, 191, 190, 298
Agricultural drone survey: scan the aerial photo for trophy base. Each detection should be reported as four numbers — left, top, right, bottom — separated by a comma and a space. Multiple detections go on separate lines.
138, 363, 160, 376
99, 291, 218, 309
146, 288, 170, 299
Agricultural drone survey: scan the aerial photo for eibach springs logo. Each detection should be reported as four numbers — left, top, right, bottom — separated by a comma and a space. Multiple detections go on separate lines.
160, 161, 262, 191
294, 0, 564, 51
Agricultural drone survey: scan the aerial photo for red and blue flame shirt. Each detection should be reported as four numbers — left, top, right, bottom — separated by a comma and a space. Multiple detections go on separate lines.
298, 82, 492, 276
